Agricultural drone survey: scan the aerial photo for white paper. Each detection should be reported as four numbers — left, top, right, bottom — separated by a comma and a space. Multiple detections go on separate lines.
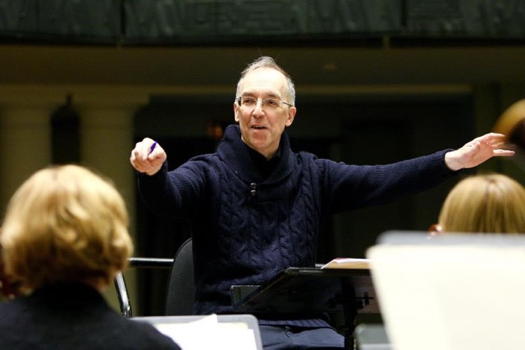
155, 314, 257, 350
321, 257, 370, 269
368, 244, 525, 350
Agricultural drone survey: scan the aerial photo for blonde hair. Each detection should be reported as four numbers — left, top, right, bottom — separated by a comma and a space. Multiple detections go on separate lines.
493, 99, 525, 140
236, 56, 296, 105
438, 174, 525, 234
1, 165, 132, 290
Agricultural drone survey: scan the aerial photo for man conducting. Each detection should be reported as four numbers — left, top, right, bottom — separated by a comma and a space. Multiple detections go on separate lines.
130, 56, 513, 349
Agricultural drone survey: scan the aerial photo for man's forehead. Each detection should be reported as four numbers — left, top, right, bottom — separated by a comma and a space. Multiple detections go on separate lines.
240, 89, 280, 97
239, 68, 287, 96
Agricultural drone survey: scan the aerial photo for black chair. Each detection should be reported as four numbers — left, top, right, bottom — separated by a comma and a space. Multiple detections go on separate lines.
165, 238, 194, 315
114, 238, 194, 317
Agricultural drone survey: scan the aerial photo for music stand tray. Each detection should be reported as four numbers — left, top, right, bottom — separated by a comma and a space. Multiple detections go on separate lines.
232, 267, 377, 316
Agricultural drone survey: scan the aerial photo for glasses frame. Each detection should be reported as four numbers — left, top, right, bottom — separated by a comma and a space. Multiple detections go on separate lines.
236, 96, 293, 109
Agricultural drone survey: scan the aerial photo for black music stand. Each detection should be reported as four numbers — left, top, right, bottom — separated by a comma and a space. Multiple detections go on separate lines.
232, 267, 379, 349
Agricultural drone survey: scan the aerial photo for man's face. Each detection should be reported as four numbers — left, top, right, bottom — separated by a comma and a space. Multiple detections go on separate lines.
233, 68, 297, 159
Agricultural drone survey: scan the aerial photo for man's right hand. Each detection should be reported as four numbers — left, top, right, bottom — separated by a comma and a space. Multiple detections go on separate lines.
130, 137, 167, 176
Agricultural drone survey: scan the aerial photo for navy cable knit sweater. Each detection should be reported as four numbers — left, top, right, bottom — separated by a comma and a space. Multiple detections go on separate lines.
139, 125, 455, 323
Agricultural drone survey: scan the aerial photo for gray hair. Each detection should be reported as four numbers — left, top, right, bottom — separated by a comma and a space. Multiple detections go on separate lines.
235, 56, 296, 105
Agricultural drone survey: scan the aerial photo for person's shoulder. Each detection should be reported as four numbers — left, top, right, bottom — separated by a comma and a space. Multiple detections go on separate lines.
296, 151, 335, 168
295, 150, 321, 163
179, 152, 221, 168
0, 298, 30, 337
179, 152, 226, 173
0, 296, 25, 319
0, 299, 12, 323
188, 151, 217, 161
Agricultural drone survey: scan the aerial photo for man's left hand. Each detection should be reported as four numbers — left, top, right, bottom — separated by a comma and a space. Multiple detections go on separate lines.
445, 133, 515, 171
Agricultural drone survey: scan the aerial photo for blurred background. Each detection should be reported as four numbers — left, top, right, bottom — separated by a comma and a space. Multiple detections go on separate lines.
1, 0, 524, 315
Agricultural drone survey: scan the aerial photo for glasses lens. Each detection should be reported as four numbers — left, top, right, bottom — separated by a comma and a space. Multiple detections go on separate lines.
239, 96, 289, 110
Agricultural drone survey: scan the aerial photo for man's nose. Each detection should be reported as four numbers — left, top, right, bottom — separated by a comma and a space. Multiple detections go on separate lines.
252, 99, 265, 116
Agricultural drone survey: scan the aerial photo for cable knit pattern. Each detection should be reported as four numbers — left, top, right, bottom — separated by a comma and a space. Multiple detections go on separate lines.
138, 125, 456, 319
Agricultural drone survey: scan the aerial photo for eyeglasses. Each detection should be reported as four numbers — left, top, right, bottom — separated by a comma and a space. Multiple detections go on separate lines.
236, 96, 293, 110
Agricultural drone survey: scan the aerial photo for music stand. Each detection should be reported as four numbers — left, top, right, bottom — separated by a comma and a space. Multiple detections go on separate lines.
232, 266, 378, 349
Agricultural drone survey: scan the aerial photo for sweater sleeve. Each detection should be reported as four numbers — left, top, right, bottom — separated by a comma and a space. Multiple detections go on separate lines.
137, 159, 208, 219
320, 149, 457, 213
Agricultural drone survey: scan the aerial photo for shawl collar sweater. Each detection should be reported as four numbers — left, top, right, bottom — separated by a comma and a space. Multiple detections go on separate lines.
139, 125, 455, 322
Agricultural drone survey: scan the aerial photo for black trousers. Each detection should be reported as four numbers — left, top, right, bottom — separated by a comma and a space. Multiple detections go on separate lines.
260, 325, 345, 350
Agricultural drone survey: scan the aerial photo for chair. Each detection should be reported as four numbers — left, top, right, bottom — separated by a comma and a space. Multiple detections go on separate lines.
114, 237, 194, 317
165, 238, 195, 315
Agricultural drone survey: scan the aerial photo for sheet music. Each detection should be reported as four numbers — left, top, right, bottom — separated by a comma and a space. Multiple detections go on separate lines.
369, 243, 525, 350
155, 314, 257, 350
321, 257, 370, 269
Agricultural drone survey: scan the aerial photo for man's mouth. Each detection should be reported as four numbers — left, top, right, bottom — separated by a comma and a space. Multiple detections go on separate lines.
251, 125, 266, 130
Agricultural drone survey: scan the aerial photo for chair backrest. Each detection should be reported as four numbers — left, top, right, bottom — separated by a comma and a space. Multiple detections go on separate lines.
165, 237, 195, 315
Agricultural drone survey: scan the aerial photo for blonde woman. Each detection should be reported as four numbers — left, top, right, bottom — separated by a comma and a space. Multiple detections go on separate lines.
437, 173, 525, 234
0, 165, 179, 349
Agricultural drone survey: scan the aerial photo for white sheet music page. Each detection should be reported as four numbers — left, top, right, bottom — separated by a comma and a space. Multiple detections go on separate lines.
321, 258, 370, 269
155, 314, 257, 350
368, 244, 525, 350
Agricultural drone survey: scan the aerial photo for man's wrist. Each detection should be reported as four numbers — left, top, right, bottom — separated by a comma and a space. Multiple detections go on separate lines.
444, 151, 462, 171
144, 167, 157, 176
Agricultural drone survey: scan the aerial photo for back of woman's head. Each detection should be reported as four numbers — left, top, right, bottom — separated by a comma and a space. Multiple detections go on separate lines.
1, 165, 132, 290
438, 174, 525, 234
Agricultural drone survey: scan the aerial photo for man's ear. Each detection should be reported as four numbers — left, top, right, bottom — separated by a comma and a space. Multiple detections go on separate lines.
233, 102, 240, 122
285, 106, 297, 127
